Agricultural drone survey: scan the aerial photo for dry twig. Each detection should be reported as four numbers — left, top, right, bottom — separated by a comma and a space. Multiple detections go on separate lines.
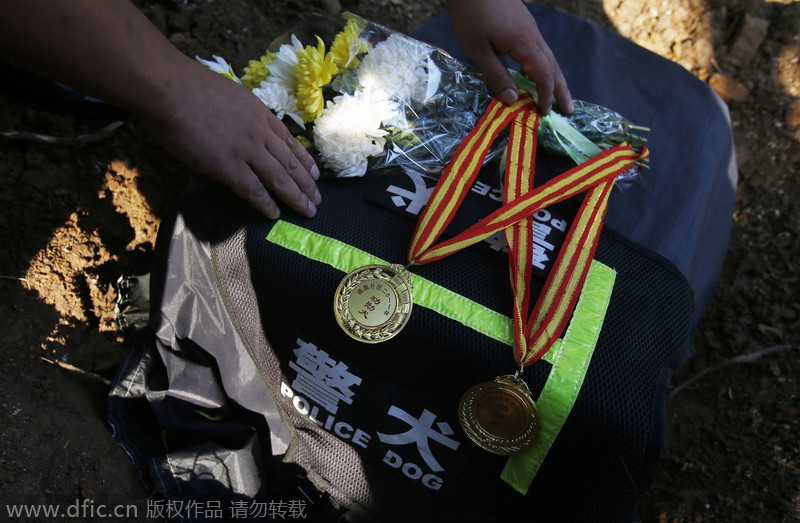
668, 344, 799, 400
1, 120, 124, 146
40, 357, 112, 386
0, 275, 31, 288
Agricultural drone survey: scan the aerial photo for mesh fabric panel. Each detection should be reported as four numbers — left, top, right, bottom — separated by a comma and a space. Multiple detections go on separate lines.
204, 167, 693, 521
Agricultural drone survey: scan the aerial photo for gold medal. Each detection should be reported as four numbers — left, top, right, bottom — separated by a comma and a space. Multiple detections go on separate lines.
333, 264, 413, 343
458, 375, 540, 455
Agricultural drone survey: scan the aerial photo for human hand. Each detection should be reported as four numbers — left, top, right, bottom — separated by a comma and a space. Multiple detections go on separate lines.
447, 0, 573, 114
144, 60, 321, 220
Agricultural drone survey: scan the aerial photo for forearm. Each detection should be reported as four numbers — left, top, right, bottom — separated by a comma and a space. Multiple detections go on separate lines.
0, 0, 195, 121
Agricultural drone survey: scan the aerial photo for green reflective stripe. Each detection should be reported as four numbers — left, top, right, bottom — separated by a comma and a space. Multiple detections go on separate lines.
266, 221, 515, 345
501, 261, 616, 494
413, 273, 516, 346
267, 220, 384, 273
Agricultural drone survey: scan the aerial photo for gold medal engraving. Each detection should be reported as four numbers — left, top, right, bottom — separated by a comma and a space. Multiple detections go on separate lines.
334, 264, 413, 343
458, 375, 540, 455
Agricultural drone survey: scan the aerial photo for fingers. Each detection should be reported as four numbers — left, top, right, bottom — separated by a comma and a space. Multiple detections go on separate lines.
145, 60, 324, 221
268, 113, 320, 182
243, 117, 321, 220
229, 169, 282, 220
552, 66, 573, 114
470, 47, 520, 107
229, 149, 319, 221
448, 0, 573, 115
512, 37, 573, 115
476, 29, 573, 114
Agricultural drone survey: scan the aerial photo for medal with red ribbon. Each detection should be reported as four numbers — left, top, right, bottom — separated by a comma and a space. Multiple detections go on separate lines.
333, 93, 648, 454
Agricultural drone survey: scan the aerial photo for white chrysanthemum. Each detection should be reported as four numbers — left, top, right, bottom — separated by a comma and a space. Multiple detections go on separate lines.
262, 34, 305, 91
252, 81, 304, 128
356, 34, 440, 104
195, 55, 241, 84
313, 90, 400, 177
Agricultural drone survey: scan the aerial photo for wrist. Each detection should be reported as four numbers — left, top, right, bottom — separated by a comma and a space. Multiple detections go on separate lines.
130, 52, 203, 127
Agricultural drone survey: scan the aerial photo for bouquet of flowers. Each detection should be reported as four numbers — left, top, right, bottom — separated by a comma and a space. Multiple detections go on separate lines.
197, 13, 647, 179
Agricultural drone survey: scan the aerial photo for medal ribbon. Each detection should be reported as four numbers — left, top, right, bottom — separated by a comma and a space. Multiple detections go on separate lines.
408, 95, 649, 363
505, 110, 619, 364
504, 109, 538, 361
408, 95, 538, 262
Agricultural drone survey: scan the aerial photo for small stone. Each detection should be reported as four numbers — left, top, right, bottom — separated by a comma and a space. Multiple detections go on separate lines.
757, 323, 784, 341
734, 143, 752, 166
694, 38, 715, 69
168, 33, 188, 46
725, 14, 769, 67
785, 102, 800, 129
709, 73, 750, 104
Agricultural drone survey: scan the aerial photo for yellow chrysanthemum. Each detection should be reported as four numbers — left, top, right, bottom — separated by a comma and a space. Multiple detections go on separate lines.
330, 19, 371, 71
241, 52, 276, 90
295, 36, 337, 123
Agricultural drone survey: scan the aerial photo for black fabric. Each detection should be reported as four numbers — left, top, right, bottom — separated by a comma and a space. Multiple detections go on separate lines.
109, 170, 693, 520
194, 154, 693, 521
110, 164, 694, 522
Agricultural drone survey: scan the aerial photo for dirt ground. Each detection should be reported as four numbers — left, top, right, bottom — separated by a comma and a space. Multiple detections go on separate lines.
0, 0, 798, 521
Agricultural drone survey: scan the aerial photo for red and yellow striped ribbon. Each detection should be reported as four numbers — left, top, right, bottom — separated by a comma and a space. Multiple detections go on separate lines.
409, 140, 645, 265
505, 110, 539, 358
408, 95, 536, 263
506, 107, 619, 364
408, 97, 649, 364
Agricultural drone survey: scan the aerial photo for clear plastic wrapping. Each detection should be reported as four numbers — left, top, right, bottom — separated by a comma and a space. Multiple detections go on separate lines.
197, 13, 648, 179
537, 100, 649, 182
